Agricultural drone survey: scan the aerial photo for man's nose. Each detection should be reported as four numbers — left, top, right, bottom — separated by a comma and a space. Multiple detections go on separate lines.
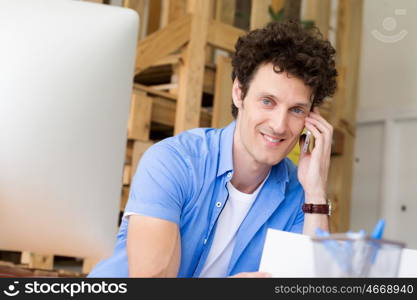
269, 109, 289, 136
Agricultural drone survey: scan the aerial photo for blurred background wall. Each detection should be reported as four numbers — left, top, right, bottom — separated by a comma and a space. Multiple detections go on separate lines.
351, 0, 417, 248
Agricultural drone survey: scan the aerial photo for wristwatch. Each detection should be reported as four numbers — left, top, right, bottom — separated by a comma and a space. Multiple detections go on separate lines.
302, 201, 332, 216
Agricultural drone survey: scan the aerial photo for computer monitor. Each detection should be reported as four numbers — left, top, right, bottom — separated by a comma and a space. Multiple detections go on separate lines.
0, 0, 138, 261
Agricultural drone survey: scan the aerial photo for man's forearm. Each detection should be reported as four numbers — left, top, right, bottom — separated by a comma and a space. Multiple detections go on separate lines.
303, 213, 329, 236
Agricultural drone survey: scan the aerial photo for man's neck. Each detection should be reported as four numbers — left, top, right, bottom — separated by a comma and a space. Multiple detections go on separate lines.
230, 128, 271, 194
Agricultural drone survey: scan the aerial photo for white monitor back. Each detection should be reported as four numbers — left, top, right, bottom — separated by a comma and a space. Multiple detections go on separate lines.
0, 0, 138, 260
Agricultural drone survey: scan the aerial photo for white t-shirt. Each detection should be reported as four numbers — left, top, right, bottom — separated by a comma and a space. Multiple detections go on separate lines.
199, 173, 270, 277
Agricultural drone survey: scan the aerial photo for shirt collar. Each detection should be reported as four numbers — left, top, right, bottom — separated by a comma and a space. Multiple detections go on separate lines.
217, 120, 290, 184
217, 121, 235, 177
271, 157, 290, 184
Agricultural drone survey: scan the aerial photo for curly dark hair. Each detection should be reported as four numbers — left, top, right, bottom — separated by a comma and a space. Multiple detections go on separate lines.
231, 20, 337, 118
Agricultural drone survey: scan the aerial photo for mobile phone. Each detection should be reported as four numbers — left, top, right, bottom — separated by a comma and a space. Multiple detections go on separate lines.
302, 106, 314, 153
302, 130, 311, 153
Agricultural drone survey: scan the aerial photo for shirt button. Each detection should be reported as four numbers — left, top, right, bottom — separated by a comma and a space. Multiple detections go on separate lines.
216, 201, 222, 208
203, 239, 207, 245
227, 172, 232, 178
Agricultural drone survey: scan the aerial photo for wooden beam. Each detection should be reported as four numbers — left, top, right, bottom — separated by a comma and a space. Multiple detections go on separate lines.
149, 82, 215, 96
160, 0, 169, 28
203, 65, 215, 95
131, 140, 154, 180
201, 109, 212, 128
135, 14, 192, 73
213, 0, 235, 83
151, 95, 211, 127
0, 262, 43, 277
128, 91, 153, 141
328, 0, 363, 233
205, 1, 217, 66
215, 0, 236, 25
212, 55, 233, 128
151, 53, 181, 67
250, 0, 271, 30
331, 127, 345, 156
138, 65, 215, 95
132, 84, 211, 129
21, 252, 53, 270
318, 99, 332, 121
152, 96, 176, 126
169, 0, 187, 22
169, 63, 180, 95
149, 83, 178, 92
207, 20, 246, 53
133, 83, 177, 100
174, 0, 211, 134
303, 0, 331, 39
147, 0, 162, 35
160, 0, 187, 27
331, 4, 363, 127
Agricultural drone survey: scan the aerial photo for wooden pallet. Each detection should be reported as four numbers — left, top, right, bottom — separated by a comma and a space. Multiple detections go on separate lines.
0, 251, 91, 277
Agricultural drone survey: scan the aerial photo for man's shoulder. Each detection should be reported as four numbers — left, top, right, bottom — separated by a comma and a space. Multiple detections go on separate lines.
147, 126, 223, 161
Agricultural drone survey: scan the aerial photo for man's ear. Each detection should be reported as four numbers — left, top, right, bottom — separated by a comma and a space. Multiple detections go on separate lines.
232, 78, 243, 109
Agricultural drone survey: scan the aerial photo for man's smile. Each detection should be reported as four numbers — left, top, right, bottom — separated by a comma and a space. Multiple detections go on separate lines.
260, 132, 286, 146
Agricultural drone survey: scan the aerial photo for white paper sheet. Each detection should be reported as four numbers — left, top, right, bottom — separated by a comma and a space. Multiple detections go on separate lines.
259, 229, 314, 277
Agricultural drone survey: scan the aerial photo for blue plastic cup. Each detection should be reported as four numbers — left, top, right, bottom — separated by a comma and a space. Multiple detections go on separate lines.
311, 234, 405, 277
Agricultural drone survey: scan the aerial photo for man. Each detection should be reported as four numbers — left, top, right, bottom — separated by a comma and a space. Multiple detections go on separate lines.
89, 20, 337, 278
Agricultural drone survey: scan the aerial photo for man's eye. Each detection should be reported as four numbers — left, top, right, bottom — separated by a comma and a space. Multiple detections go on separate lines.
261, 98, 272, 106
292, 107, 305, 115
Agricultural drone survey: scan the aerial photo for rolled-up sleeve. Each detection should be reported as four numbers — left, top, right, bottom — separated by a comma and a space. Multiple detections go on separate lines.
124, 142, 191, 225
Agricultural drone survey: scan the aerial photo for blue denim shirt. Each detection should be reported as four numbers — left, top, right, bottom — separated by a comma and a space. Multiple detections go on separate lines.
88, 121, 305, 277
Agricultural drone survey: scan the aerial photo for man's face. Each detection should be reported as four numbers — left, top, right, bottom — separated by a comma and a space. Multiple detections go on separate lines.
233, 63, 312, 167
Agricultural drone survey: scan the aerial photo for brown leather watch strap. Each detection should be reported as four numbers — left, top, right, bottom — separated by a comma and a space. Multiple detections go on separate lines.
302, 203, 330, 215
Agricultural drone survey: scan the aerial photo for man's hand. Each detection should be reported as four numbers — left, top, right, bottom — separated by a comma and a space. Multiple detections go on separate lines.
297, 107, 332, 236
297, 107, 333, 202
